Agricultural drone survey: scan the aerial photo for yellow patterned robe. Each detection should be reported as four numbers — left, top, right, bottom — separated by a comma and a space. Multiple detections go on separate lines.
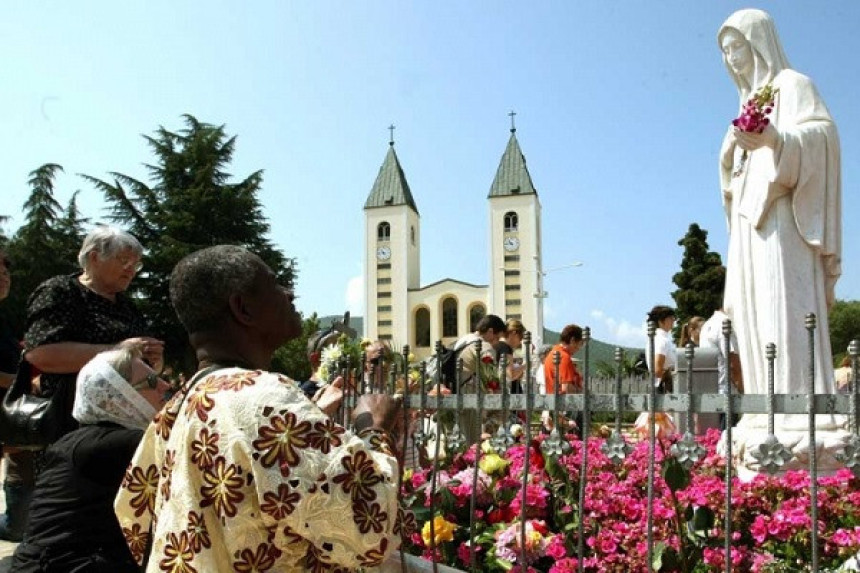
114, 368, 403, 572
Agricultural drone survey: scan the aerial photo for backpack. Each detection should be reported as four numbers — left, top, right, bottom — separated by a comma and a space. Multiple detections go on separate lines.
425, 341, 471, 392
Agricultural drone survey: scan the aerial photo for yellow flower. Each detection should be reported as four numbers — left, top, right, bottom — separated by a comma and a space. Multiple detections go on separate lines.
479, 453, 510, 475
421, 516, 456, 546
526, 530, 543, 550
402, 468, 413, 483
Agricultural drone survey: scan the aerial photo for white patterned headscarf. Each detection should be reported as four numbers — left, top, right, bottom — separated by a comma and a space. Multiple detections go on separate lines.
73, 350, 157, 430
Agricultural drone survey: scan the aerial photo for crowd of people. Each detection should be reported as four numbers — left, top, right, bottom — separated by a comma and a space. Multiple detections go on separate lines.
0, 232, 405, 571
2, 226, 593, 571
1, 224, 850, 570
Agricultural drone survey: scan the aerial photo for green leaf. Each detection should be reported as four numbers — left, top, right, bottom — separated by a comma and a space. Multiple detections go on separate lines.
690, 506, 715, 532
663, 457, 691, 492
652, 541, 666, 570
684, 504, 694, 522
659, 547, 681, 571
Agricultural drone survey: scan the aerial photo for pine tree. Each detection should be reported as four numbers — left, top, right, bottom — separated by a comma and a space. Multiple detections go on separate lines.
1, 164, 87, 335
829, 299, 860, 365
83, 115, 297, 370
671, 223, 725, 330
271, 313, 322, 380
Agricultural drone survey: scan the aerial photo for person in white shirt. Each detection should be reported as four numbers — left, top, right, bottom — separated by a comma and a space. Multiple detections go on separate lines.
700, 307, 744, 428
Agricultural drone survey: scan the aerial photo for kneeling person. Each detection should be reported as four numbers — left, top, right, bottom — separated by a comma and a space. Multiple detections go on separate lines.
12, 347, 170, 572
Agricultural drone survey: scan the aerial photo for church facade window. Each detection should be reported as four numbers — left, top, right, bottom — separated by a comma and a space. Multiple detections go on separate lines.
442, 297, 458, 338
414, 307, 431, 348
468, 304, 486, 332
377, 222, 391, 241
503, 211, 518, 232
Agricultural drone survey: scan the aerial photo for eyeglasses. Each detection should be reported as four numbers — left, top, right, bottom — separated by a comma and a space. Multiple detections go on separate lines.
132, 372, 160, 390
115, 256, 143, 273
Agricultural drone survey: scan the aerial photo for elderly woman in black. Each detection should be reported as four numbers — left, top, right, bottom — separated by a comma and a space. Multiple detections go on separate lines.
12, 347, 170, 572
24, 226, 164, 426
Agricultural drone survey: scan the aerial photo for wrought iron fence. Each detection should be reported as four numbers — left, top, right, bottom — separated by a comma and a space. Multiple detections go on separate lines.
334, 315, 860, 573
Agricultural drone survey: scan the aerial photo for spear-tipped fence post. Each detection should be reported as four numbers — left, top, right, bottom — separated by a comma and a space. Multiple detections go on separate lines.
806, 313, 819, 571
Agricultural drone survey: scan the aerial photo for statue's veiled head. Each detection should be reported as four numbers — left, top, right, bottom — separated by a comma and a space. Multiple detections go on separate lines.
719, 9, 790, 95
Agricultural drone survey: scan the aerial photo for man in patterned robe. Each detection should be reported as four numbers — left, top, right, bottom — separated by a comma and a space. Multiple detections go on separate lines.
115, 245, 404, 572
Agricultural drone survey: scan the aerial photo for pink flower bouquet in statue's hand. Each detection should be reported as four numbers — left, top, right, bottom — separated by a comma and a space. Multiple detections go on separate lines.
731, 82, 778, 178
732, 83, 777, 133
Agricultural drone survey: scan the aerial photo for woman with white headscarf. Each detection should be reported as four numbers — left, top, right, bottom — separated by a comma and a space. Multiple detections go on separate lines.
11, 347, 170, 572
718, 9, 841, 418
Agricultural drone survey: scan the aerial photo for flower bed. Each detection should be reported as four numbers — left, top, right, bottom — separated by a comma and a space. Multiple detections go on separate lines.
398, 429, 860, 572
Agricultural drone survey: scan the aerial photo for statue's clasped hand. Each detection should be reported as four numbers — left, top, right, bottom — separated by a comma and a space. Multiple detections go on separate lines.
733, 122, 779, 151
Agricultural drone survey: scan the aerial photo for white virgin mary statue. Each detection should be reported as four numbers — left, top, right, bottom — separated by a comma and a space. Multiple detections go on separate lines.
718, 9, 847, 477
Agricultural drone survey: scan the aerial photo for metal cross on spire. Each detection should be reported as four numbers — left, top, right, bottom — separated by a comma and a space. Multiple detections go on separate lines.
508, 110, 517, 133
388, 124, 396, 146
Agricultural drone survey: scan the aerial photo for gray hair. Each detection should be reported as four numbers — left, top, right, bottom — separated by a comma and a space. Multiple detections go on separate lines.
78, 226, 143, 271
91, 346, 137, 382
170, 245, 266, 334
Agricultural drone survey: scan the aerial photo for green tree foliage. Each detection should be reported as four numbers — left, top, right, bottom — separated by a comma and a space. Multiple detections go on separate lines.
83, 115, 297, 371
0, 216, 9, 247
271, 313, 322, 380
671, 223, 725, 333
829, 299, 860, 365
0, 164, 87, 335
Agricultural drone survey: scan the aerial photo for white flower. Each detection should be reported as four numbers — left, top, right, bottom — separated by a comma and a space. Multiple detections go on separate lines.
321, 344, 344, 366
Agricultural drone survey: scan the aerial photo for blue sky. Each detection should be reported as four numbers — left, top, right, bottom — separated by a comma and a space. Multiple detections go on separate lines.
1, 1, 858, 348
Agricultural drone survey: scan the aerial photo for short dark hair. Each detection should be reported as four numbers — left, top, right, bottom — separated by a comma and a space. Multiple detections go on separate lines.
170, 245, 266, 334
476, 314, 506, 335
647, 305, 676, 324
560, 324, 583, 344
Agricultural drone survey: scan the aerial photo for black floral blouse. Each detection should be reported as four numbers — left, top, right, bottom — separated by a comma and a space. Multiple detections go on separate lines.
24, 274, 149, 411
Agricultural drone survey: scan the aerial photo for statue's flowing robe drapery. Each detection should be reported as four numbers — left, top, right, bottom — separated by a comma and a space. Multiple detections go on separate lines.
719, 13, 841, 430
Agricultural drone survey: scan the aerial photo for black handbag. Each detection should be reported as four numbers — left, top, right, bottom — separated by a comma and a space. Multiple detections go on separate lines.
0, 353, 70, 449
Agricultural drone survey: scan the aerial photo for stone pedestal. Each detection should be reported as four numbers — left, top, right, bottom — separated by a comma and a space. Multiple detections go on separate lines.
719, 413, 852, 481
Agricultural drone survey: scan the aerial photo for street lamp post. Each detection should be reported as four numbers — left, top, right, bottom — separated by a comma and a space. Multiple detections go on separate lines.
498, 259, 583, 351
533, 257, 583, 351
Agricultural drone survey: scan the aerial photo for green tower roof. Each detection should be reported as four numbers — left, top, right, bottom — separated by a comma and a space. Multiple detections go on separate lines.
364, 145, 419, 214
488, 131, 537, 198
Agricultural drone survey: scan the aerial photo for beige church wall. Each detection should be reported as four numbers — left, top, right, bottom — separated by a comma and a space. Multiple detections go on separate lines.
406, 280, 489, 360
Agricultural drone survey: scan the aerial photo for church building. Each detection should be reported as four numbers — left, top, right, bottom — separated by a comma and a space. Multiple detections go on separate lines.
363, 121, 544, 360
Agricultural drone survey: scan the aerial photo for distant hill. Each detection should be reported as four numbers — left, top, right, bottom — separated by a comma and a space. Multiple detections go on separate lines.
318, 315, 642, 373
543, 327, 642, 373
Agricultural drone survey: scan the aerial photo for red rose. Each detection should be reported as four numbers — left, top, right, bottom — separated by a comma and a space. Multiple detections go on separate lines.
531, 520, 549, 535
481, 355, 494, 364
487, 506, 516, 524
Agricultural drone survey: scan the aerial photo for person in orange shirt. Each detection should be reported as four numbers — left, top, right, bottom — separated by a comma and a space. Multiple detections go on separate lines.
544, 324, 584, 394
542, 324, 585, 436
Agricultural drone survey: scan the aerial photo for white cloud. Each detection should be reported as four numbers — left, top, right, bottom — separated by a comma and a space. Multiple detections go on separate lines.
345, 275, 363, 316
589, 309, 646, 348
